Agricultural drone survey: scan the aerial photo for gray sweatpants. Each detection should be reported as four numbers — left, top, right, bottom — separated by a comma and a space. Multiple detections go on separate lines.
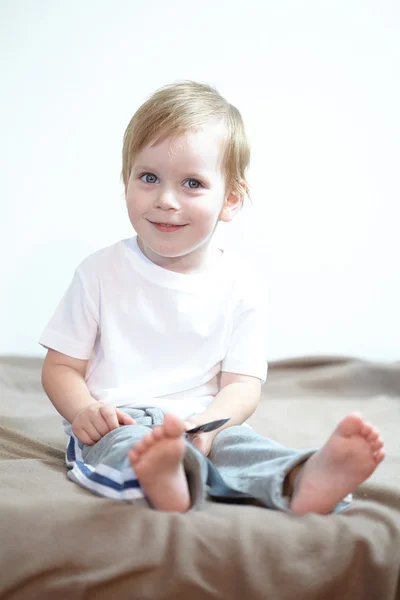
65, 408, 351, 512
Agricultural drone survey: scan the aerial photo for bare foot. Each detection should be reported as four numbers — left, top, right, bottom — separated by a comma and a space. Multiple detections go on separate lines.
128, 414, 190, 512
291, 413, 385, 515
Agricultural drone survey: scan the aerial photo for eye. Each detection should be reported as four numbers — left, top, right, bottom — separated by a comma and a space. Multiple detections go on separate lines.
183, 179, 202, 189
140, 173, 159, 184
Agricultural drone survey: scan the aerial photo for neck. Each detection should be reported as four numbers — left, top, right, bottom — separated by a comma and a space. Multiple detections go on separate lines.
137, 238, 221, 275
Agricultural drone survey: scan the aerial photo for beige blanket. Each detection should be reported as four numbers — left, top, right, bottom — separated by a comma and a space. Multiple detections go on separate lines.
1, 356, 399, 600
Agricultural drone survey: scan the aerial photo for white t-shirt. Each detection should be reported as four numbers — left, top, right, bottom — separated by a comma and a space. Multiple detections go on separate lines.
39, 236, 267, 421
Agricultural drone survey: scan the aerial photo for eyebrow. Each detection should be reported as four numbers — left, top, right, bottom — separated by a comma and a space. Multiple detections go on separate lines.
133, 165, 156, 173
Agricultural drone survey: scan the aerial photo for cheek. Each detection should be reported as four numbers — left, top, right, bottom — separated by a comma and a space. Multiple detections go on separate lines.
126, 188, 145, 215
126, 203, 135, 221
125, 198, 143, 227
193, 199, 224, 224
125, 194, 134, 214
190, 204, 216, 226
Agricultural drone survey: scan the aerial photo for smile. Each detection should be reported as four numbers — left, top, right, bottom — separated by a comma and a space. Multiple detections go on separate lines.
149, 221, 187, 232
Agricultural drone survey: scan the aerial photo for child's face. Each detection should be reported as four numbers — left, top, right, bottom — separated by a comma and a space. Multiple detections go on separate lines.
125, 123, 240, 271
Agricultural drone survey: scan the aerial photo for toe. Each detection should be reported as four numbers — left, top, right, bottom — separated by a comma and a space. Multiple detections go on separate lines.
152, 427, 164, 441
366, 430, 379, 443
163, 414, 185, 439
372, 437, 384, 451
143, 432, 155, 447
133, 440, 146, 454
339, 413, 364, 437
129, 449, 139, 464
136, 434, 153, 452
374, 448, 386, 464
361, 422, 374, 438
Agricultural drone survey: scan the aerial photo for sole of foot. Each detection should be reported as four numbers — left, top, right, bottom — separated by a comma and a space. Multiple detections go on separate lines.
290, 413, 385, 515
128, 414, 190, 512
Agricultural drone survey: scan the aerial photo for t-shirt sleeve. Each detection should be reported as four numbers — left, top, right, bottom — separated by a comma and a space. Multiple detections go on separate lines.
39, 269, 99, 360
221, 277, 268, 383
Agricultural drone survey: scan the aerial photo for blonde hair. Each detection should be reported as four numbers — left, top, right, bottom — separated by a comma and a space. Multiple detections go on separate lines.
122, 80, 250, 200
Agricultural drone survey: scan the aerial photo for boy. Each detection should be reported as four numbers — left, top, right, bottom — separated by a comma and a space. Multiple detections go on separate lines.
40, 81, 385, 513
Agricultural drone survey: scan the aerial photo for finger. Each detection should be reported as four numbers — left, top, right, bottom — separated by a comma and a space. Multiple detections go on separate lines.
92, 412, 112, 436
191, 435, 206, 454
84, 422, 103, 443
75, 428, 96, 446
99, 405, 120, 431
73, 423, 100, 445
116, 409, 136, 426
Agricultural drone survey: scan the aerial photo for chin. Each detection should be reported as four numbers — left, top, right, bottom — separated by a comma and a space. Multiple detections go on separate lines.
149, 240, 206, 260
152, 246, 193, 259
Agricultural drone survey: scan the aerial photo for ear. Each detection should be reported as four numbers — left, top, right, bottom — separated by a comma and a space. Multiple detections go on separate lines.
219, 189, 244, 223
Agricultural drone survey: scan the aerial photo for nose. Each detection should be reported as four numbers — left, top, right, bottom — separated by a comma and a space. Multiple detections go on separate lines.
154, 186, 180, 210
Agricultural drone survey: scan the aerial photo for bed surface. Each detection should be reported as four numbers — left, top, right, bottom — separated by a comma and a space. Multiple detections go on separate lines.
1, 355, 399, 600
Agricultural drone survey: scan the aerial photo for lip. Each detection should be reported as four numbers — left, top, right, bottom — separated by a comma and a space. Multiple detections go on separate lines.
149, 221, 187, 233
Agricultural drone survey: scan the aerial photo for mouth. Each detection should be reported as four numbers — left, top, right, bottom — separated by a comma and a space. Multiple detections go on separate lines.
148, 221, 187, 233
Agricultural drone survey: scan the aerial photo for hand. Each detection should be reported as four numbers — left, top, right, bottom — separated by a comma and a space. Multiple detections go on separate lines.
72, 402, 136, 445
184, 420, 216, 456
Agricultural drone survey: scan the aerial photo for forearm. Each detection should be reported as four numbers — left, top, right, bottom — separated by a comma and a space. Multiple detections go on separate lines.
191, 382, 260, 430
42, 364, 96, 424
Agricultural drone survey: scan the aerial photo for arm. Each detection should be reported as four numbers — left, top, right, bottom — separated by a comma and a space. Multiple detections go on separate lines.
189, 372, 261, 428
42, 349, 135, 444
186, 372, 261, 455
41, 349, 95, 423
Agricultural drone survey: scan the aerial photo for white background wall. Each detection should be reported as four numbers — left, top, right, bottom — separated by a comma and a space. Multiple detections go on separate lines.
1, 0, 399, 361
